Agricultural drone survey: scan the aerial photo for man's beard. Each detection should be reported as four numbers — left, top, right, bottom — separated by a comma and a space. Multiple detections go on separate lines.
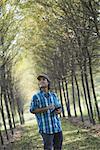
39, 84, 46, 88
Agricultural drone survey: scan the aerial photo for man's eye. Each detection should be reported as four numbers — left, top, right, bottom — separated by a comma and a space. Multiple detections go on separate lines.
43, 78, 46, 80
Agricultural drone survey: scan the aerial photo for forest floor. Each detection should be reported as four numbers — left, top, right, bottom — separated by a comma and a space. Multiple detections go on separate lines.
0, 117, 100, 150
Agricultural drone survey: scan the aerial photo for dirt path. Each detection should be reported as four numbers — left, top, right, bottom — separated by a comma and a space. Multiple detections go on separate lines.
0, 118, 100, 150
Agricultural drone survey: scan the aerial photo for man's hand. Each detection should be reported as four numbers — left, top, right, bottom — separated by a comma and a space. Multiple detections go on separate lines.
47, 104, 55, 110
55, 108, 62, 114
31, 104, 55, 114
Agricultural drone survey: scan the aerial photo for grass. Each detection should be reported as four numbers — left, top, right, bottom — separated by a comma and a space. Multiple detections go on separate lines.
62, 119, 100, 150
1, 118, 100, 150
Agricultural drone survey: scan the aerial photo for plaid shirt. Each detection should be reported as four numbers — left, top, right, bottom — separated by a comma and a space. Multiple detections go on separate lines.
30, 90, 62, 134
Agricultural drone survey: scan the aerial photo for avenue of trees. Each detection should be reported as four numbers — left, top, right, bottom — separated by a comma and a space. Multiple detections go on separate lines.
0, 0, 100, 145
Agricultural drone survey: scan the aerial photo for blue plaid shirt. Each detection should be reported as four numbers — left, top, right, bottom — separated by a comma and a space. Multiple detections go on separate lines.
30, 90, 62, 134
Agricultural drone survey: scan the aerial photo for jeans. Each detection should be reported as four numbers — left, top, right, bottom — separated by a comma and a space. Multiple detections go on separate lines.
41, 131, 63, 150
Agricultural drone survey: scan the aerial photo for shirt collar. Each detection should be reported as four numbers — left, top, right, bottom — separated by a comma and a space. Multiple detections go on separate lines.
40, 90, 51, 97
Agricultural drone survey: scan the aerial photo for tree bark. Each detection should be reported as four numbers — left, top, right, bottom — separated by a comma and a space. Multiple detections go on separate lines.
65, 80, 71, 117
0, 89, 9, 140
87, 49, 100, 122
71, 71, 77, 117
84, 59, 95, 124
74, 73, 84, 122
1, 65, 14, 134
80, 67, 92, 123
0, 129, 3, 145
58, 80, 65, 117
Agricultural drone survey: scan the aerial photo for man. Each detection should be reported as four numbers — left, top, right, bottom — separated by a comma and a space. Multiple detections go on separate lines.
30, 73, 63, 150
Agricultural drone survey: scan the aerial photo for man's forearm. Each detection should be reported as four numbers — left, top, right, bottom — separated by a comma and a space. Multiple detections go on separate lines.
31, 107, 49, 114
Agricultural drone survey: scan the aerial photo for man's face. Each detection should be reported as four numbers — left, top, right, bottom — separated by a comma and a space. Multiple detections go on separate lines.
38, 77, 49, 89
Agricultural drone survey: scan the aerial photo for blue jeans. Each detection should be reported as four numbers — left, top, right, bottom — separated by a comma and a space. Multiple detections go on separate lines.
41, 131, 63, 150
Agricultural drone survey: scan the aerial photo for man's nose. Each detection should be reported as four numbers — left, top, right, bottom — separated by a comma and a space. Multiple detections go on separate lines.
40, 79, 44, 82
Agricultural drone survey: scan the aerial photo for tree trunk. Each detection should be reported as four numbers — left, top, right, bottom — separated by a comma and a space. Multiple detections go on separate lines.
80, 68, 92, 123
0, 89, 9, 140
58, 80, 65, 117
71, 72, 77, 117
0, 129, 3, 145
6, 88, 16, 128
1, 65, 14, 134
65, 80, 71, 117
3, 88, 14, 134
84, 59, 95, 124
74, 74, 84, 122
87, 49, 100, 122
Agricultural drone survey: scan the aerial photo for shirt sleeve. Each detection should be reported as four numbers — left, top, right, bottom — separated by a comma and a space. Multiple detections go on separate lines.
53, 93, 61, 108
29, 94, 40, 113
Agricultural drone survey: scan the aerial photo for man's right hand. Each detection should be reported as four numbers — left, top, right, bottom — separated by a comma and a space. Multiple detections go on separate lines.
47, 104, 55, 110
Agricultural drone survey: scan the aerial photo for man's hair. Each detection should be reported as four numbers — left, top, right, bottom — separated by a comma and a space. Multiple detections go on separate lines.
48, 81, 50, 90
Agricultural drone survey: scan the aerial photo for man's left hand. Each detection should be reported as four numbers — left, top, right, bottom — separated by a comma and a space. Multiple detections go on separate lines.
55, 109, 61, 114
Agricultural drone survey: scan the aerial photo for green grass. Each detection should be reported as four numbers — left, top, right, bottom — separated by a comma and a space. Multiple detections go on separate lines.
62, 119, 100, 150
1, 118, 100, 150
